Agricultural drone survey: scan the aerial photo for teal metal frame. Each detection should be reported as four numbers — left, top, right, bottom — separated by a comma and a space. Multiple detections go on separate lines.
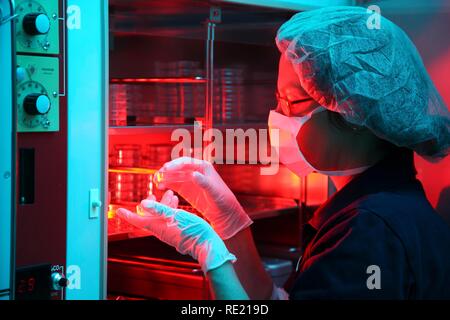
0, 0, 16, 301
65, 0, 108, 299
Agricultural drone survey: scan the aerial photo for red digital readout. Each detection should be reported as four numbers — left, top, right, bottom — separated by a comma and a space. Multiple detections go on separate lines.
16, 277, 36, 294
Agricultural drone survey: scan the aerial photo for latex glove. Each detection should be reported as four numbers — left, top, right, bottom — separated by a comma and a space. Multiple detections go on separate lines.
116, 199, 236, 273
154, 157, 253, 240
144, 189, 179, 210
128, 190, 179, 238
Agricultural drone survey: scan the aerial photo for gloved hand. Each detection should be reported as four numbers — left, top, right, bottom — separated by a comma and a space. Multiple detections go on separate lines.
128, 190, 179, 238
116, 198, 236, 273
142, 189, 179, 211
154, 157, 253, 240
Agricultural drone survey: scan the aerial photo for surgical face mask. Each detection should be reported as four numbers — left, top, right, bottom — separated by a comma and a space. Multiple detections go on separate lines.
268, 107, 371, 177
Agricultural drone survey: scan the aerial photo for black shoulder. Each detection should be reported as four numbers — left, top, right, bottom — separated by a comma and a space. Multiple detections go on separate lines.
293, 207, 412, 299
351, 190, 450, 244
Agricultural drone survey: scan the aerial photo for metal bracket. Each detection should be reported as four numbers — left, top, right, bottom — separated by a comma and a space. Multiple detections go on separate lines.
208, 6, 222, 23
204, 7, 222, 161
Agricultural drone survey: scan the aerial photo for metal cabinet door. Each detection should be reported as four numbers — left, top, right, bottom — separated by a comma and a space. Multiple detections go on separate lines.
65, 0, 108, 300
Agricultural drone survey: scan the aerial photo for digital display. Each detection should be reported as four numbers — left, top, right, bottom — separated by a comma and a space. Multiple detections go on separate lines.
15, 264, 52, 300
16, 276, 36, 294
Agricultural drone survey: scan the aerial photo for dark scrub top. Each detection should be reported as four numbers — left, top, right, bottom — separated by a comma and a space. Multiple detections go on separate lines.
287, 149, 450, 299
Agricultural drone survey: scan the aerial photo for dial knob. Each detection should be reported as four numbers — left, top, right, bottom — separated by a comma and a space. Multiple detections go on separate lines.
51, 272, 68, 291
16, 67, 26, 82
23, 93, 51, 115
22, 13, 50, 35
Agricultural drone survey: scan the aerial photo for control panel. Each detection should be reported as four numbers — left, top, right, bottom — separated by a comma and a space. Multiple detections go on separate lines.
14, 0, 68, 301
15, 0, 59, 54
16, 55, 59, 132
15, 0, 60, 133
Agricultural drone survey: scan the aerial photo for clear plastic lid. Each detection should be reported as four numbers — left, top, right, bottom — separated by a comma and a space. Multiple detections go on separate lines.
153, 170, 195, 189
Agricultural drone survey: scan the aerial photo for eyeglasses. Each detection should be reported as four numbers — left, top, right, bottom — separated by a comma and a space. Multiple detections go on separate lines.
275, 92, 312, 117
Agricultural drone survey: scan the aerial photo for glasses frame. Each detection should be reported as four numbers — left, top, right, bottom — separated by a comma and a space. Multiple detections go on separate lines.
275, 92, 312, 117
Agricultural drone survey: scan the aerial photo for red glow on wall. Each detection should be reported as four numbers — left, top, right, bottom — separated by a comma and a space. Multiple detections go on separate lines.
416, 47, 450, 217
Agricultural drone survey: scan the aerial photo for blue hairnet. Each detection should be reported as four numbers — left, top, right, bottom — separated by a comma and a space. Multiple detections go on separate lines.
276, 6, 450, 160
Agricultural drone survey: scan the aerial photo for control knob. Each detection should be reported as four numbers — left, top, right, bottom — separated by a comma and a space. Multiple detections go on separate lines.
23, 93, 51, 115
51, 272, 68, 291
23, 13, 50, 35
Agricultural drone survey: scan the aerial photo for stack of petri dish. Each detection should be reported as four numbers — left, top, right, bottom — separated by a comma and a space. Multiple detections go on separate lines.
142, 144, 174, 200
109, 173, 146, 204
109, 144, 146, 204
169, 60, 201, 121
110, 84, 128, 126
213, 66, 245, 124
110, 144, 142, 167
126, 84, 157, 126
244, 70, 276, 122
142, 144, 173, 168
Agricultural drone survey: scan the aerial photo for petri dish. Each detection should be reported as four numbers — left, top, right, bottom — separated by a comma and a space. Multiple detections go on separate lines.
153, 170, 194, 188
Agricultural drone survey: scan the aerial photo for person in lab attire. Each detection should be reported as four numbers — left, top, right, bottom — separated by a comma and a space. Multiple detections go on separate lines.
117, 6, 450, 299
